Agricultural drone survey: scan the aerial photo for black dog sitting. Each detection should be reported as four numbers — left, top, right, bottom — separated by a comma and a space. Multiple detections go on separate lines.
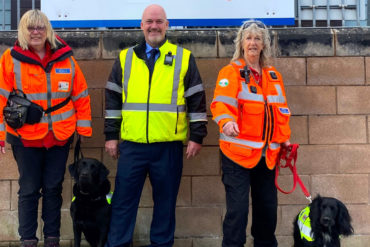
69, 157, 111, 247
293, 195, 354, 247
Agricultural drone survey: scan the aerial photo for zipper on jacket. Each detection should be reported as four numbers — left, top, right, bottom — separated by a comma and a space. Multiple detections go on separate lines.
268, 105, 274, 141
175, 106, 179, 134
262, 101, 268, 141
146, 74, 153, 144
145, 55, 158, 144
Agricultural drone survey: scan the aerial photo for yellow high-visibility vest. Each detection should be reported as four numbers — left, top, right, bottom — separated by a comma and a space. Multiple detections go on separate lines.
118, 41, 191, 143
297, 206, 314, 241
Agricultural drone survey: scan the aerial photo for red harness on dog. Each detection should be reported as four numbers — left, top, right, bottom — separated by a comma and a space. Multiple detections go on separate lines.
275, 144, 312, 203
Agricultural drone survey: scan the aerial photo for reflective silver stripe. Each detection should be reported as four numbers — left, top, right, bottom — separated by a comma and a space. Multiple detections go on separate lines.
188, 112, 207, 122
123, 103, 186, 112
40, 109, 75, 123
123, 47, 134, 104
105, 110, 122, 118
69, 57, 75, 94
238, 83, 264, 102
267, 84, 286, 103
77, 120, 91, 127
212, 96, 238, 108
297, 219, 313, 241
269, 142, 280, 150
106, 81, 122, 94
0, 88, 10, 98
171, 47, 183, 105
214, 114, 235, 124
26, 92, 71, 101
12, 57, 22, 91
0, 123, 5, 131
71, 89, 89, 102
184, 84, 204, 97
220, 133, 264, 149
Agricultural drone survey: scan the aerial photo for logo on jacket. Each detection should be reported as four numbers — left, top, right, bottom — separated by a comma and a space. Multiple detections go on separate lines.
279, 107, 290, 115
219, 78, 229, 87
55, 68, 71, 74
58, 81, 70, 92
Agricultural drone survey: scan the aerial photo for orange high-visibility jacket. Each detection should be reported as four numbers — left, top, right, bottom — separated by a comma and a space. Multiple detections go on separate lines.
0, 40, 92, 142
211, 59, 291, 169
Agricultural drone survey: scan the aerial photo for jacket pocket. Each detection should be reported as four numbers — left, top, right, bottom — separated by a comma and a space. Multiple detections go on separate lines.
272, 106, 291, 142
238, 103, 265, 138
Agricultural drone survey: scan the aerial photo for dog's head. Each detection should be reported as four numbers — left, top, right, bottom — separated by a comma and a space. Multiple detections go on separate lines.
69, 158, 110, 194
310, 195, 354, 236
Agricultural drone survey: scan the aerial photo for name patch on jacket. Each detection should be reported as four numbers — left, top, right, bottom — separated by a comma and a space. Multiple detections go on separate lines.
55, 68, 71, 74
58, 81, 70, 92
279, 107, 290, 115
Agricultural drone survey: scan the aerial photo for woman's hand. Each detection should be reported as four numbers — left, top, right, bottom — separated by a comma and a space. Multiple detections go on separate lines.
281, 140, 291, 148
222, 121, 240, 137
0, 142, 5, 155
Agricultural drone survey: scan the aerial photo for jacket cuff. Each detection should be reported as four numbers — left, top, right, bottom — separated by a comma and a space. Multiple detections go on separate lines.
189, 134, 203, 145
105, 132, 119, 141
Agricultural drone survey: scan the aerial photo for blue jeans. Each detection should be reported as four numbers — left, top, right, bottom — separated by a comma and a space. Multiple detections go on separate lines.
106, 141, 183, 247
12, 143, 70, 241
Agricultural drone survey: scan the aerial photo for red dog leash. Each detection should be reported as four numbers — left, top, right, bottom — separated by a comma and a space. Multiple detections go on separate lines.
275, 144, 312, 203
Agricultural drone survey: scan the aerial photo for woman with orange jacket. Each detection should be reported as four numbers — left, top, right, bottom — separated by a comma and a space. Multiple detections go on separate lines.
211, 20, 291, 247
0, 10, 92, 247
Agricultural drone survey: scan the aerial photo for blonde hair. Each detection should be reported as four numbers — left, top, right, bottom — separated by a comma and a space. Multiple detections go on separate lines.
17, 9, 60, 50
231, 20, 272, 68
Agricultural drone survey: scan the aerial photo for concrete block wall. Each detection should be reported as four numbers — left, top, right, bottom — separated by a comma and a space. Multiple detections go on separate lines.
1, 27, 370, 246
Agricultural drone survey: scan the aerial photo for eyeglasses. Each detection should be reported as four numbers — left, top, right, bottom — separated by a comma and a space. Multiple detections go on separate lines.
27, 26, 46, 33
242, 20, 266, 30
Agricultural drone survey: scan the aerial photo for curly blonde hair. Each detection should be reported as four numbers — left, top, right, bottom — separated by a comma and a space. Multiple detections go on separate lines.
17, 9, 60, 50
231, 20, 272, 68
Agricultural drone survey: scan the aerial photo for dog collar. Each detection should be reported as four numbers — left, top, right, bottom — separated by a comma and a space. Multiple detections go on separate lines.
72, 191, 113, 205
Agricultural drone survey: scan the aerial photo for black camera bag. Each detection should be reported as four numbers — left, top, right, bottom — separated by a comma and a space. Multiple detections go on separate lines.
3, 90, 70, 129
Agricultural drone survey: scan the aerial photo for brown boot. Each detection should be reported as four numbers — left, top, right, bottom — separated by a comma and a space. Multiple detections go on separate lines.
44, 237, 59, 247
20, 240, 38, 247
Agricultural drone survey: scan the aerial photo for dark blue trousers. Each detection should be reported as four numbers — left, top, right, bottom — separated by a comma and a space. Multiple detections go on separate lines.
221, 151, 278, 247
11, 143, 70, 241
106, 141, 183, 247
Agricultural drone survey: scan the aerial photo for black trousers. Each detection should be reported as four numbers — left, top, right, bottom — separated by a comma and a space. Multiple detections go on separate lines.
221, 151, 278, 247
12, 143, 70, 241
106, 141, 183, 247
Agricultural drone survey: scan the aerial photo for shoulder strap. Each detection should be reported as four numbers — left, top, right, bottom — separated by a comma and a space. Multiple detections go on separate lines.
44, 97, 71, 114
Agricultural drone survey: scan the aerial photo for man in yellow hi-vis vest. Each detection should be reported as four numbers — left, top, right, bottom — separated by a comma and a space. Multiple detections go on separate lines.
104, 4, 207, 247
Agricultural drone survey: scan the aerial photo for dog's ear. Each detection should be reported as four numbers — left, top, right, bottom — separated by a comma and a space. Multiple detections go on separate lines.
99, 162, 110, 183
310, 195, 322, 229
336, 200, 354, 236
68, 163, 79, 180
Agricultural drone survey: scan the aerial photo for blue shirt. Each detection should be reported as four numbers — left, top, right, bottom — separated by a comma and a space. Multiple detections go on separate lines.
145, 43, 160, 61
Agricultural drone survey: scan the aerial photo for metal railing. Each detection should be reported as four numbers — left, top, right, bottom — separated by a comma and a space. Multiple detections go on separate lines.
297, 0, 366, 27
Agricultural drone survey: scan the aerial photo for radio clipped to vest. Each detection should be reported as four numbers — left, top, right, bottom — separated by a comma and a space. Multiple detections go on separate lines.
3, 89, 71, 129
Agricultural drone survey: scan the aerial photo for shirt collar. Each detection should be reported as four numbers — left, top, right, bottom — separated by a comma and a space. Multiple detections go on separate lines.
145, 43, 159, 55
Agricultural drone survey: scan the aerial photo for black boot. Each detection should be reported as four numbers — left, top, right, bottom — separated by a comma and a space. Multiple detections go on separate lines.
44, 237, 59, 247
20, 240, 38, 247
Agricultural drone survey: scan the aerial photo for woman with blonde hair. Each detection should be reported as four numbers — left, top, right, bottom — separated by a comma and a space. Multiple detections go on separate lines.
211, 20, 291, 247
0, 9, 92, 247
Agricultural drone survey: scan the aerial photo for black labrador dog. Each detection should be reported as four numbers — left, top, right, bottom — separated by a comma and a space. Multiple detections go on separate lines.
69, 157, 111, 247
293, 195, 354, 247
